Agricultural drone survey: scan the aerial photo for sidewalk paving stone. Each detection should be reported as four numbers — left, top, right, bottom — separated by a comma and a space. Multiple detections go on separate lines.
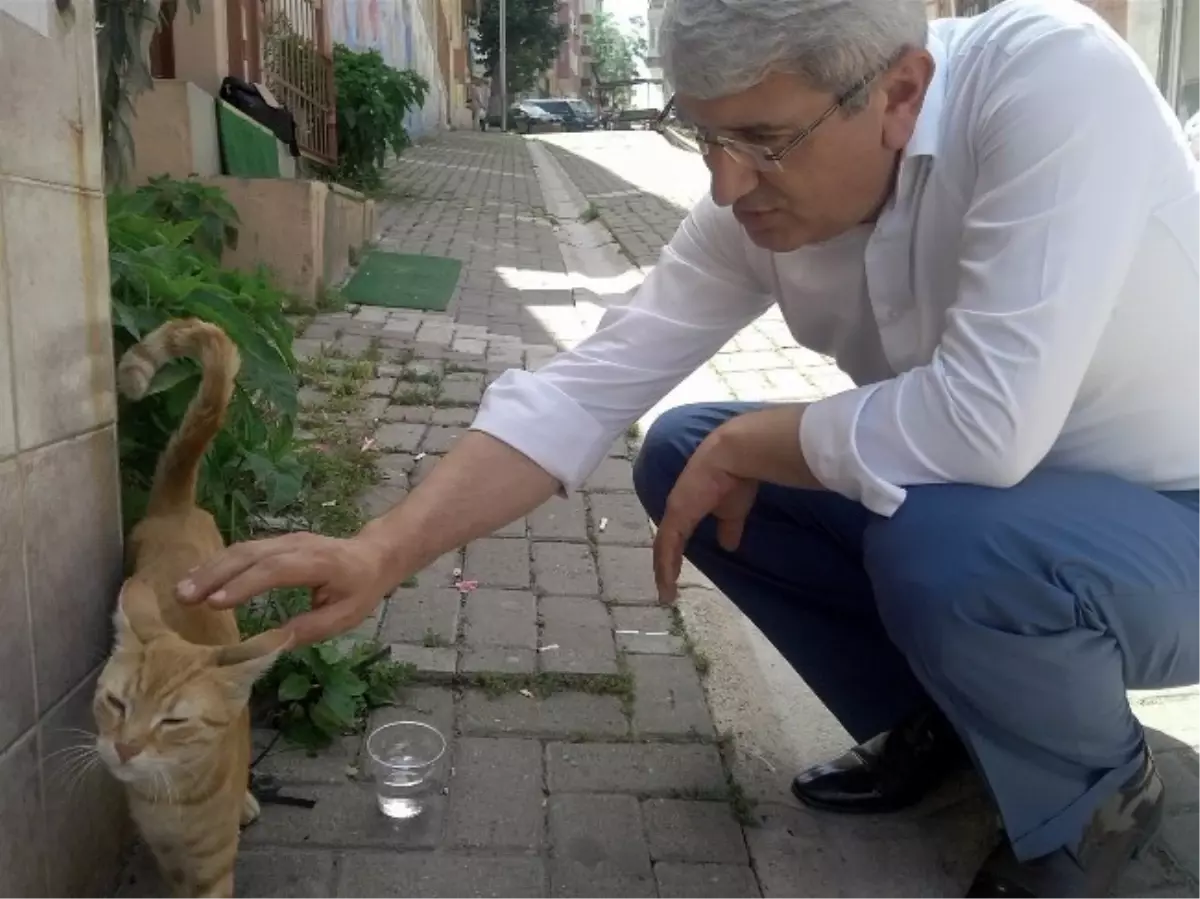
531, 542, 600, 595
627, 654, 714, 738
589, 492, 653, 546
597, 545, 658, 604
242, 785, 447, 849
612, 606, 685, 656
460, 645, 537, 674
538, 595, 619, 675
446, 737, 544, 850
654, 862, 762, 898
335, 853, 546, 898
642, 799, 748, 864
529, 494, 589, 542
379, 586, 460, 645
464, 538, 532, 590
462, 588, 537, 648
459, 690, 628, 738
549, 793, 651, 872
546, 742, 726, 794
548, 860, 656, 899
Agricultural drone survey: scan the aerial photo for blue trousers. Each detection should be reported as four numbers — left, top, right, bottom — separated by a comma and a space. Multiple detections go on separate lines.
632, 402, 1199, 861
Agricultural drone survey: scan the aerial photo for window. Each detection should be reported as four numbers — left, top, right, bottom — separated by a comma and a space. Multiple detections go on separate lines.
957, 0, 1000, 16
1174, 0, 1198, 118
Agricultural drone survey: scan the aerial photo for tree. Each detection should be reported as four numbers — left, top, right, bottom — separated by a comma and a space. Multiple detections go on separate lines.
587, 11, 647, 107
476, 0, 567, 98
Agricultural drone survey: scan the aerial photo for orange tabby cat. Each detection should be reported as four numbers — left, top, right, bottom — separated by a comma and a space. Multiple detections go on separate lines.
94, 319, 290, 898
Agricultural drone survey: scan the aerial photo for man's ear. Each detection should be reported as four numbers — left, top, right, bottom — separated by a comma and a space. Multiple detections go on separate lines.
214, 629, 293, 705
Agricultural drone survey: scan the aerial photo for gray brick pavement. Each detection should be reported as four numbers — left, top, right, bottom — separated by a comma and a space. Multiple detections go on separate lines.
115, 130, 1198, 898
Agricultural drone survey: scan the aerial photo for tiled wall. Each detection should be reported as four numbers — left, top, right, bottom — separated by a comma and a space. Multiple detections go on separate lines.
0, 0, 129, 894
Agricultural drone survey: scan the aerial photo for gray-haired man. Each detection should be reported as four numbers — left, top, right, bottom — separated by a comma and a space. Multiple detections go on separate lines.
181, 0, 1198, 894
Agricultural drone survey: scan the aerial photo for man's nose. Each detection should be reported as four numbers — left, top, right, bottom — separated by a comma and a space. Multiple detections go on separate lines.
707, 149, 759, 207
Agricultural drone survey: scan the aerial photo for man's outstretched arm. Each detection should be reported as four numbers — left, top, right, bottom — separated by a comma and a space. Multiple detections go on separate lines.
178, 195, 770, 644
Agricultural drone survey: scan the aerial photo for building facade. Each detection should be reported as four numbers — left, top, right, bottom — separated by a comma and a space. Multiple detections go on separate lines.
644, 0, 667, 107
328, 0, 477, 136
546, 0, 587, 97
947, 0, 1197, 120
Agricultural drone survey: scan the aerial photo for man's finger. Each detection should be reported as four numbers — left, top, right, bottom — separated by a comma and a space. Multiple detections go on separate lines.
283, 600, 367, 647
657, 525, 686, 602
202, 550, 328, 610
177, 533, 311, 603
715, 514, 747, 553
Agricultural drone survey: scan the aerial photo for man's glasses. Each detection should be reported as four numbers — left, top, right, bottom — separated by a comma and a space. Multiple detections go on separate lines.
658, 70, 880, 172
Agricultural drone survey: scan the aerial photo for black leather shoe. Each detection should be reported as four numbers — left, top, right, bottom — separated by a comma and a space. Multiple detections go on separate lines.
791, 706, 970, 814
966, 748, 1164, 897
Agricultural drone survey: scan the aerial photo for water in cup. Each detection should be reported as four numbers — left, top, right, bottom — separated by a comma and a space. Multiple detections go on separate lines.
366, 721, 446, 820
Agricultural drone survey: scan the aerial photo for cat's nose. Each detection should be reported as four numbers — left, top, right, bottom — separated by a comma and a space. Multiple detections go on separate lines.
114, 741, 141, 764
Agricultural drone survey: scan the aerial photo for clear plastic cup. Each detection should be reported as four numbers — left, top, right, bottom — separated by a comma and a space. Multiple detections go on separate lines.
365, 720, 446, 819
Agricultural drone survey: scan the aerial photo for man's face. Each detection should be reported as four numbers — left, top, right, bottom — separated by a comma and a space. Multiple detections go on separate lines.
676, 50, 934, 252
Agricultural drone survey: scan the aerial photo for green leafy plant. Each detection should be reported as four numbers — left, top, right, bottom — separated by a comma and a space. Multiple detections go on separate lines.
110, 178, 409, 752
239, 589, 413, 749
332, 46, 430, 191
587, 12, 649, 108
108, 178, 304, 541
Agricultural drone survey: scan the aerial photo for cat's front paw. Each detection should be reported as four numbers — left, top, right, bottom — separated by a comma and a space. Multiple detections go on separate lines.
240, 790, 260, 827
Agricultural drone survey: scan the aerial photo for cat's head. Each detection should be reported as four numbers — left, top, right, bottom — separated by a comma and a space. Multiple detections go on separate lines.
93, 579, 290, 785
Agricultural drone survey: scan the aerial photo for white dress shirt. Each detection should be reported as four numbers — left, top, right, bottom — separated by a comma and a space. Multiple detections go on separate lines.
472, 0, 1200, 517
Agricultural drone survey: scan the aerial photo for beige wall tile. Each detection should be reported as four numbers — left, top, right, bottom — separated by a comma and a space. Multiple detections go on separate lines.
23, 427, 122, 709
0, 188, 14, 460
0, 0, 102, 191
0, 459, 35, 751
0, 730, 47, 896
3, 180, 115, 450
41, 670, 132, 897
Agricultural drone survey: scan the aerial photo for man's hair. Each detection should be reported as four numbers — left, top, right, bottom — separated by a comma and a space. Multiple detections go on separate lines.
661, 0, 928, 107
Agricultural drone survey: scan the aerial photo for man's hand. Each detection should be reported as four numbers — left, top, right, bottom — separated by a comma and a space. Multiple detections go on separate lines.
654, 453, 758, 604
653, 404, 818, 604
176, 532, 395, 646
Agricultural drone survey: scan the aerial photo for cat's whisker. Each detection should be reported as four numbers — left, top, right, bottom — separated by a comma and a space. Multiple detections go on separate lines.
50, 748, 96, 783
60, 753, 102, 798
44, 741, 98, 762
56, 726, 99, 739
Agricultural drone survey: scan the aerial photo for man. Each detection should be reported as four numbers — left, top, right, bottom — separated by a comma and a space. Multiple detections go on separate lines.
469, 80, 487, 131
179, 0, 1199, 894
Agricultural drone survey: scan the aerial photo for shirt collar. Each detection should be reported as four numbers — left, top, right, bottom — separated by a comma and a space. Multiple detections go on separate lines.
905, 32, 948, 160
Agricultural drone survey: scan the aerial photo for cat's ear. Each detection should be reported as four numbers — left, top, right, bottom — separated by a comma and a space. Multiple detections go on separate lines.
214, 629, 292, 705
113, 579, 165, 649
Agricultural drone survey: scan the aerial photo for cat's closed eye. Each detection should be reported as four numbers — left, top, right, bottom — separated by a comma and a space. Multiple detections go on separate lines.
160, 717, 189, 727
106, 694, 126, 714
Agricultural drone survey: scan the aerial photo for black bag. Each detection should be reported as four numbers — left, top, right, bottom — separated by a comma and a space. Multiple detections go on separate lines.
218, 75, 301, 158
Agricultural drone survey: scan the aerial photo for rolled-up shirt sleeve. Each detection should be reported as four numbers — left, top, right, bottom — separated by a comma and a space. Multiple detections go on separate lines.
473, 194, 773, 491
801, 23, 1160, 517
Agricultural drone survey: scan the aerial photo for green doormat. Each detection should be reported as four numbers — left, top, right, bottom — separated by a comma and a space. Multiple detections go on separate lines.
342, 251, 463, 311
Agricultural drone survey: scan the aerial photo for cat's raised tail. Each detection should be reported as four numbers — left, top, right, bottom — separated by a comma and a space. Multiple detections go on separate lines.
118, 318, 240, 516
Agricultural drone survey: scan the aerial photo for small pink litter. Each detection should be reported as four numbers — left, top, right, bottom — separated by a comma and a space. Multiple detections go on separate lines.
455, 579, 479, 593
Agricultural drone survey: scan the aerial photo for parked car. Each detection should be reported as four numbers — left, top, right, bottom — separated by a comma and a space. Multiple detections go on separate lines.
525, 98, 599, 131
485, 102, 562, 133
